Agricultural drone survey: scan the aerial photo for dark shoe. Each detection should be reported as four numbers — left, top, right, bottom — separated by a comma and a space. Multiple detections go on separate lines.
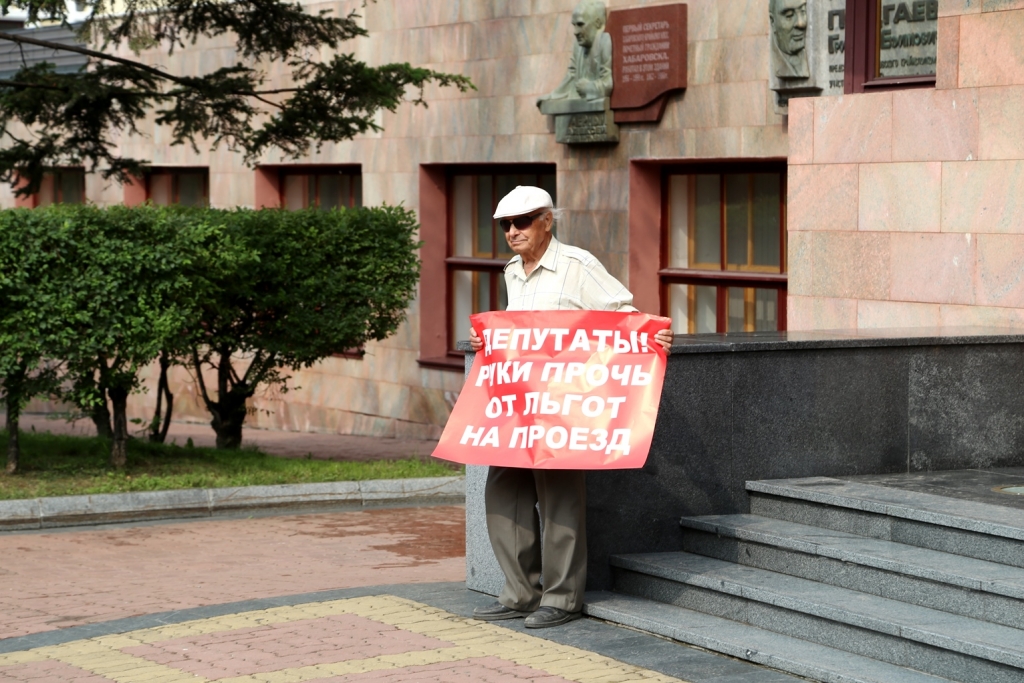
472, 601, 532, 621
524, 606, 581, 629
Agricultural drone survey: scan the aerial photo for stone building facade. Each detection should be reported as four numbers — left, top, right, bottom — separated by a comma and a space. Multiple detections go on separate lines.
6, 0, 1023, 439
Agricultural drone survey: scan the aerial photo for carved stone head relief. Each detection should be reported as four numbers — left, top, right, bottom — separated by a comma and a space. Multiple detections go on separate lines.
769, 0, 809, 78
572, 0, 607, 49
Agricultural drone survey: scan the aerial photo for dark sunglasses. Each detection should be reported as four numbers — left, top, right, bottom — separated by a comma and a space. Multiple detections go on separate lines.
499, 212, 545, 232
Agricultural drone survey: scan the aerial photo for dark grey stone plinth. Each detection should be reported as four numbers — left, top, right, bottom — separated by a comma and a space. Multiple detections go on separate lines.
462, 327, 1024, 593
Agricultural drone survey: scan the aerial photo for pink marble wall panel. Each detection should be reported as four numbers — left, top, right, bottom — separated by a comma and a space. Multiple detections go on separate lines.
978, 85, 1024, 159
688, 36, 766, 85
859, 162, 941, 233
788, 164, 859, 232
667, 84, 722, 130
717, 81, 769, 128
982, 0, 1024, 11
813, 93, 893, 164
939, 0, 982, 16
810, 232, 891, 300
936, 17, 960, 90
889, 232, 976, 304
892, 88, 978, 162
741, 124, 788, 158
958, 10, 1024, 87
857, 300, 942, 328
787, 97, 814, 165
940, 303, 1024, 327
975, 233, 1024, 307
787, 296, 858, 331
694, 127, 743, 158
647, 129, 696, 158
787, 231, 812, 296
940, 160, 1024, 233
683, 0, 718, 42
716, 0, 768, 37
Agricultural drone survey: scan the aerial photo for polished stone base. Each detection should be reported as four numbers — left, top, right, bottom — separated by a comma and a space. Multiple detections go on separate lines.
540, 98, 620, 144
553, 109, 619, 144
465, 328, 1024, 593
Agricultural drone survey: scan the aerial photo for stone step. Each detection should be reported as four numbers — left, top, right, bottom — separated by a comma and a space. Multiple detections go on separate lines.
610, 552, 1024, 682
583, 591, 954, 683
747, 477, 1024, 568
679, 513, 1024, 630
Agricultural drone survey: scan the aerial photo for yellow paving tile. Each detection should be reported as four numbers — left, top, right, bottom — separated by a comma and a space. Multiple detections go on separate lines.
217, 646, 480, 683
0, 650, 48, 666
1, 594, 688, 683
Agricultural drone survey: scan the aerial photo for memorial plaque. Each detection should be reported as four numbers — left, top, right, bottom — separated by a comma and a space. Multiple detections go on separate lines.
537, 0, 620, 145
877, 0, 937, 78
607, 4, 687, 123
824, 3, 846, 96
769, 0, 846, 114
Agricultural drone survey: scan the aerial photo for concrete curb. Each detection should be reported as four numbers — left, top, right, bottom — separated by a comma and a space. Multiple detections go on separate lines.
0, 476, 465, 531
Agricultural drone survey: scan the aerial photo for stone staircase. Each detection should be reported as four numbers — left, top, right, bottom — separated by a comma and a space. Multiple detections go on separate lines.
584, 476, 1024, 683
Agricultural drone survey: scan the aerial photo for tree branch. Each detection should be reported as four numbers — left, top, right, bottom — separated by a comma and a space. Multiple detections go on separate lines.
0, 79, 71, 91
0, 29, 191, 87
190, 346, 214, 410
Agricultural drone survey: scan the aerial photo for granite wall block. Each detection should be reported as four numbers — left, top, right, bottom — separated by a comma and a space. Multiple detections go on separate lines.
909, 344, 1024, 470
978, 85, 1024, 160
892, 89, 978, 162
958, 9, 1024, 87
813, 93, 893, 164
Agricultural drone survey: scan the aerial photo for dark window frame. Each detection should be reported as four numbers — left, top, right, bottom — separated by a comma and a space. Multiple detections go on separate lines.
844, 0, 937, 94
21, 167, 87, 207
659, 161, 788, 334
147, 167, 210, 207
276, 165, 363, 210
444, 164, 556, 356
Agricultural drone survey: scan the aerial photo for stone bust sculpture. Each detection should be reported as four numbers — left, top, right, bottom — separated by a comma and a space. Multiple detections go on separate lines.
769, 0, 809, 79
537, 0, 613, 107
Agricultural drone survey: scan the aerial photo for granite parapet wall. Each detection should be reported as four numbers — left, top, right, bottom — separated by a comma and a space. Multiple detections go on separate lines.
465, 329, 1024, 593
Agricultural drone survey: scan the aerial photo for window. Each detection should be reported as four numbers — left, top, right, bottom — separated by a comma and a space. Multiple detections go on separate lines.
447, 171, 557, 352
418, 164, 556, 370
661, 166, 787, 334
844, 0, 937, 93
148, 169, 208, 207
280, 168, 362, 209
38, 168, 85, 206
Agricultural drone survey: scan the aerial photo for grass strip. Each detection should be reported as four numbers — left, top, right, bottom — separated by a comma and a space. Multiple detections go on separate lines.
0, 430, 460, 500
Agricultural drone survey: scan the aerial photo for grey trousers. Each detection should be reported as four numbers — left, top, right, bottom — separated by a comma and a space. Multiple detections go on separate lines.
484, 466, 587, 613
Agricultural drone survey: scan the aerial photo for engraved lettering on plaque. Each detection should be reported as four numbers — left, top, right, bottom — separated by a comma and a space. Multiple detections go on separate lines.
607, 4, 687, 124
878, 1, 937, 78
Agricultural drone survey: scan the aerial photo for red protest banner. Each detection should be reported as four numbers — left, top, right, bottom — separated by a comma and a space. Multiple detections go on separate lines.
432, 310, 669, 470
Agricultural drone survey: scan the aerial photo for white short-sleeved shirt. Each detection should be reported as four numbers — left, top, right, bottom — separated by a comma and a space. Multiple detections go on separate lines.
504, 237, 638, 313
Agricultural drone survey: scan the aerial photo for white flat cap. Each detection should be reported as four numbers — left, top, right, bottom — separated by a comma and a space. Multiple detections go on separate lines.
493, 185, 554, 219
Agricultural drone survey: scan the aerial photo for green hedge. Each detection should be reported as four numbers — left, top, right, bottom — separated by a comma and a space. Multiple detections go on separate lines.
0, 204, 421, 471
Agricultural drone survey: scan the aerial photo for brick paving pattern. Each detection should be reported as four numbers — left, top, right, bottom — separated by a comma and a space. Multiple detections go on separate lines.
0, 596, 686, 682
0, 506, 465, 639
0, 487, 725, 681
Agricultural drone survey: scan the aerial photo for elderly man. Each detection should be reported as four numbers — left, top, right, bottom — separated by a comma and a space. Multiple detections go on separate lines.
537, 0, 613, 106
769, 0, 809, 79
469, 186, 672, 629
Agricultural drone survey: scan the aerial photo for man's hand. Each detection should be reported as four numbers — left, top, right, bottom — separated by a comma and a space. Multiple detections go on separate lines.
655, 328, 674, 354
469, 326, 483, 352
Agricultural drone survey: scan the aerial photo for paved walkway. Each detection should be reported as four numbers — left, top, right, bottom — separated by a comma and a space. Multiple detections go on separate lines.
0, 506, 465, 641
17, 414, 440, 461
0, 506, 797, 683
